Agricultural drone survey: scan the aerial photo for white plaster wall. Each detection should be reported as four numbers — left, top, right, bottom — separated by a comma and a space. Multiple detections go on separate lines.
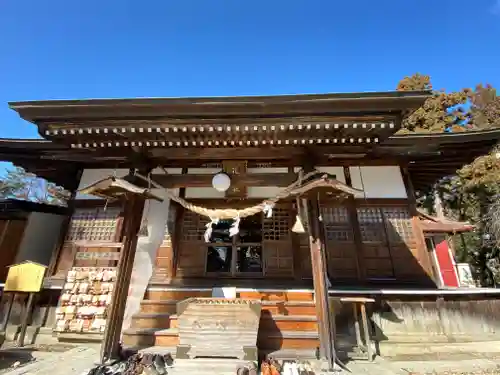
15, 212, 65, 266
349, 166, 407, 199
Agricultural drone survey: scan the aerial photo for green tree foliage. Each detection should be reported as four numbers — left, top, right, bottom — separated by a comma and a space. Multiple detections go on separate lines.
396, 73, 470, 133
468, 84, 500, 129
397, 74, 500, 133
0, 166, 69, 206
398, 73, 500, 286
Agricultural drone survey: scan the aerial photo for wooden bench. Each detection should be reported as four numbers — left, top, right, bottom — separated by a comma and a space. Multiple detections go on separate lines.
329, 296, 375, 361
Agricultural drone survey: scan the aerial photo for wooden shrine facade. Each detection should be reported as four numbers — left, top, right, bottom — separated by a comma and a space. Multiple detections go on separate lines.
52, 173, 434, 288
1, 91, 500, 290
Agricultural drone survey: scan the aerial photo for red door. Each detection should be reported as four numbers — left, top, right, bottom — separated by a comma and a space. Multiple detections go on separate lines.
434, 239, 459, 287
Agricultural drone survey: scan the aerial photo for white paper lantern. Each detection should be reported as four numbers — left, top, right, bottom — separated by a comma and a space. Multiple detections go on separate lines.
495, 151, 500, 159
212, 172, 231, 192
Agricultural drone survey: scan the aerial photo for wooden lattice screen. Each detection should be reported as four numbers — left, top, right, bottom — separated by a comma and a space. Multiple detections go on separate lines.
65, 207, 122, 242
262, 206, 294, 277
176, 210, 207, 277
357, 205, 418, 279
321, 205, 357, 280
56, 206, 122, 276
380, 206, 422, 278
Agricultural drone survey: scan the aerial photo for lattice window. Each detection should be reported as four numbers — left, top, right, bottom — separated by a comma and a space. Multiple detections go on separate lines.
357, 207, 386, 242
181, 210, 205, 241
66, 207, 121, 242
382, 207, 414, 244
321, 206, 353, 242
263, 207, 290, 241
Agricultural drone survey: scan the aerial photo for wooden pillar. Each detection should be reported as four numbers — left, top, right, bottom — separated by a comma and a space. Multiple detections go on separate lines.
400, 165, 436, 284
171, 168, 187, 279
46, 168, 83, 278
343, 166, 366, 281
100, 194, 145, 363
302, 194, 336, 369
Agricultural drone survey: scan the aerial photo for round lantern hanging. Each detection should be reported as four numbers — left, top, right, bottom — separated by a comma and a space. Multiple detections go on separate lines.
212, 172, 231, 192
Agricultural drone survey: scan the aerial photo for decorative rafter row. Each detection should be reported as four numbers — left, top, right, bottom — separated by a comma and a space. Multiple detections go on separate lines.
69, 137, 380, 148
46, 122, 395, 136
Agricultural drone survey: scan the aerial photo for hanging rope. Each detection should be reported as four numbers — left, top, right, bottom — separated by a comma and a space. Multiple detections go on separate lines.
292, 169, 306, 233
134, 169, 323, 220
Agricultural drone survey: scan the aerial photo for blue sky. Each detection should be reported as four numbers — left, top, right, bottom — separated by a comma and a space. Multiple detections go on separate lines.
1, 0, 499, 142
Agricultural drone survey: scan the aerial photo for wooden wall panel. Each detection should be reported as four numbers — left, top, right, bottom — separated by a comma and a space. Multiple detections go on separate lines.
320, 205, 357, 280
54, 206, 123, 276
0, 219, 27, 282
263, 241, 294, 277
175, 210, 206, 277
175, 243, 206, 277
263, 206, 294, 278
354, 203, 429, 281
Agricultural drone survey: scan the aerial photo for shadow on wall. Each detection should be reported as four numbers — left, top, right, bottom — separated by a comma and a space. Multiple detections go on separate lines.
322, 204, 437, 288
369, 294, 500, 345
360, 206, 436, 287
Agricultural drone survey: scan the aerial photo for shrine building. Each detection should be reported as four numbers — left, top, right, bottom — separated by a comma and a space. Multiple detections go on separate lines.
1, 91, 500, 360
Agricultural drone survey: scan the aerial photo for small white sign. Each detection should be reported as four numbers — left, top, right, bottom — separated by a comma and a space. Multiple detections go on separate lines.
456, 263, 476, 288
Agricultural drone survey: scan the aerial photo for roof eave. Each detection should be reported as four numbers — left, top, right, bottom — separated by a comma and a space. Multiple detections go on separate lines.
9, 90, 431, 123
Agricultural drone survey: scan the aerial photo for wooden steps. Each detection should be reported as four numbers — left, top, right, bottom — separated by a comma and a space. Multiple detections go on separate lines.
123, 289, 321, 352
140, 300, 178, 314
258, 331, 319, 350
238, 291, 314, 301
123, 328, 180, 347
140, 299, 317, 316
131, 312, 317, 332
131, 313, 178, 329
145, 290, 211, 300
124, 327, 319, 350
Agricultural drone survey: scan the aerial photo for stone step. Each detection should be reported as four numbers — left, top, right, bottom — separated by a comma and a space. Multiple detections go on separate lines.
157, 358, 256, 375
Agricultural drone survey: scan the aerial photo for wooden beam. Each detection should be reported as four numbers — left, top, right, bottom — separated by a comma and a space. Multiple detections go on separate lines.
151, 172, 297, 188
46, 169, 83, 278
100, 194, 145, 363
400, 166, 437, 285
171, 168, 187, 279
303, 194, 336, 370
300, 158, 337, 370
150, 147, 305, 160
343, 166, 366, 281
